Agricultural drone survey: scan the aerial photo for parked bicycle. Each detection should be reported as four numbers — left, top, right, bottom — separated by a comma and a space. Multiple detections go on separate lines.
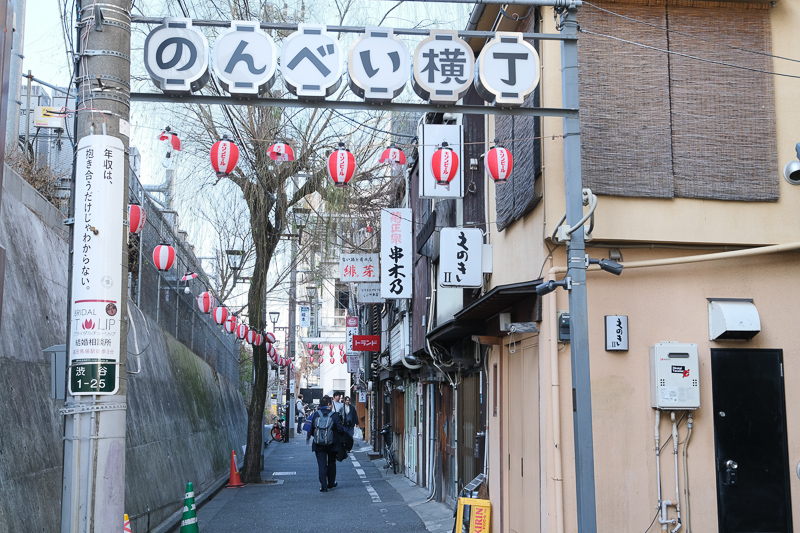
269, 416, 286, 443
380, 423, 397, 474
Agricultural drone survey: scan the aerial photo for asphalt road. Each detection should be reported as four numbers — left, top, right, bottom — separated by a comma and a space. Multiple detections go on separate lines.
196, 435, 452, 532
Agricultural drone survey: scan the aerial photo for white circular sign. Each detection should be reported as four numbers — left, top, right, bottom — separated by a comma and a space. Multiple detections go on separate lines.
280, 24, 343, 99
212, 21, 277, 97
144, 18, 210, 95
412, 30, 474, 105
475, 32, 540, 107
348, 27, 409, 103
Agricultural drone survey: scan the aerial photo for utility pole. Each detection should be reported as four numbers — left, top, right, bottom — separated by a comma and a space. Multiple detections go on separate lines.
285, 224, 298, 441
61, 0, 131, 530
561, 5, 598, 532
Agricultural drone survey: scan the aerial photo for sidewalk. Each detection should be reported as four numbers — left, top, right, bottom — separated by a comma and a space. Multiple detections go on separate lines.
195, 434, 454, 532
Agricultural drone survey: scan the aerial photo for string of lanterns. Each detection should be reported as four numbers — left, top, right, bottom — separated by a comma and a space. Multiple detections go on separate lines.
305, 342, 347, 365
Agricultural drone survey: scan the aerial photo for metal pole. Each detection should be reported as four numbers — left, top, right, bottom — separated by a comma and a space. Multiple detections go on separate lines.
61, 0, 131, 529
367, 0, 582, 5
286, 232, 298, 441
561, 6, 597, 532
24, 70, 31, 155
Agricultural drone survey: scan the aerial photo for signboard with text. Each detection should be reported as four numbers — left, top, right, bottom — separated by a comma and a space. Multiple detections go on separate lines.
439, 228, 483, 288
339, 253, 379, 282
353, 335, 380, 352
357, 283, 384, 304
346, 316, 358, 356
299, 305, 310, 328
68, 135, 125, 395
419, 124, 463, 199
380, 208, 412, 299
347, 355, 360, 373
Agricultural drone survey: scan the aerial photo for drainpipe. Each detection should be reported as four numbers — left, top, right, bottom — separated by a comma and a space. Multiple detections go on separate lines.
546, 266, 566, 533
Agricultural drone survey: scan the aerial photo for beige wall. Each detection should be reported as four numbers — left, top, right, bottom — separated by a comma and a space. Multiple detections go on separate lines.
483, 4, 800, 531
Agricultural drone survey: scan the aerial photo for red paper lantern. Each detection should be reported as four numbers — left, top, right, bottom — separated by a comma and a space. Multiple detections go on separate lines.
158, 128, 181, 151
378, 145, 407, 165
327, 142, 356, 187
265, 332, 277, 344
236, 323, 249, 340
210, 136, 240, 178
246, 328, 257, 344
152, 244, 175, 271
330, 357, 334, 364
224, 315, 236, 333
196, 292, 215, 314
213, 306, 228, 325
128, 204, 146, 234
307, 342, 313, 353
431, 141, 459, 185
267, 141, 295, 162
485, 144, 514, 183
269, 344, 277, 358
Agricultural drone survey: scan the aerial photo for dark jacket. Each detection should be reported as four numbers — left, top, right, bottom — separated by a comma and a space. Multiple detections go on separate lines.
342, 404, 359, 427
307, 406, 345, 453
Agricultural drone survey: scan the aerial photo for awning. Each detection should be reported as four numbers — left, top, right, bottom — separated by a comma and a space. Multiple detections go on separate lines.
426, 279, 542, 346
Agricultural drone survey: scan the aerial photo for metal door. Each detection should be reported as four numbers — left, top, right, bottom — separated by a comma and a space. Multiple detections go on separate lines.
711, 348, 792, 532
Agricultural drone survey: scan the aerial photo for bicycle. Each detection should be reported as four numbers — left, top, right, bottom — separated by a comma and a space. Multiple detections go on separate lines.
269, 416, 286, 443
380, 423, 397, 474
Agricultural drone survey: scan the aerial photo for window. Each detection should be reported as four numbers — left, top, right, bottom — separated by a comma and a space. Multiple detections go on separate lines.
577, 2, 777, 201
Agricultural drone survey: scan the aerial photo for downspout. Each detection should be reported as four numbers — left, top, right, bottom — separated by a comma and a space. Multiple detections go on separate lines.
546, 266, 565, 533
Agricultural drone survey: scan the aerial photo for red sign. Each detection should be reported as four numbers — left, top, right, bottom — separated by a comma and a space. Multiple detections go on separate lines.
353, 335, 380, 352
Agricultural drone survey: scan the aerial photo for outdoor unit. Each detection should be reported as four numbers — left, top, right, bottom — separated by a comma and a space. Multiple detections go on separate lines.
650, 342, 700, 410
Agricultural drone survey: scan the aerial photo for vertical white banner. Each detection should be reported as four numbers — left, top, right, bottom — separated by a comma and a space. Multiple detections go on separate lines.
439, 228, 483, 288
381, 208, 412, 299
298, 305, 311, 328
346, 316, 359, 356
419, 124, 463, 199
68, 135, 125, 396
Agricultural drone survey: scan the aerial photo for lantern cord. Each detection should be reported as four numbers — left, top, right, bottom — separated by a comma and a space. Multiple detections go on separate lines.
332, 110, 417, 139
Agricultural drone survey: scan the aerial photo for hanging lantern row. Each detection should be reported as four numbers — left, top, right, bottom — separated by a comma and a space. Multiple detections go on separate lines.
181, 271, 198, 282
431, 141, 459, 186
267, 141, 295, 162
210, 135, 240, 178
128, 204, 146, 235
224, 315, 237, 334
213, 306, 228, 325
153, 244, 176, 271
379, 145, 407, 165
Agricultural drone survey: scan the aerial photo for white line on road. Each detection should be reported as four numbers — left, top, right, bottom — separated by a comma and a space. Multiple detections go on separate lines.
350, 453, 381, 502
272, 472, 296, 475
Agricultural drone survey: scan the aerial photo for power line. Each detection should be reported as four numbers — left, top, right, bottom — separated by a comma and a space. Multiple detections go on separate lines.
580, 28, 800, 80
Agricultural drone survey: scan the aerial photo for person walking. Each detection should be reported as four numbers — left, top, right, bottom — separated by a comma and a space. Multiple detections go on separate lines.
307, 395, 345, 492
295, 394, 305, 435
342, 396, 359, 438
332, 391, 345, 416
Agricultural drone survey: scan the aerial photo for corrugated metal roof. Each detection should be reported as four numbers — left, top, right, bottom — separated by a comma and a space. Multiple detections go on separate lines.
454, 279, 542, 322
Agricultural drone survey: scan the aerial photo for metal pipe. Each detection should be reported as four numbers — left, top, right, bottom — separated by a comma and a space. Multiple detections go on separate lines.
24, 70, 31, 155
671, 412, 682, 533
370, 0, 582, 5
547, 267, 565, 533
129, 16, 575, 40
130, 93, 578, 119
655, 410, 664, 529
682, 414, 693, 533
21, 74, 74, 96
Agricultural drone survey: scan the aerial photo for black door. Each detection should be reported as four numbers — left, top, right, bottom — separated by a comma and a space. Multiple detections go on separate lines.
711, 349, 792, 532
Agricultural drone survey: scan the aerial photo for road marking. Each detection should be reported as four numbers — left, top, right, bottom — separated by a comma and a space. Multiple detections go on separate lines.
365, 484, 381, 502
272, 472, 296, 475
350, 452, 381, 502
355, 468, 366, 478
352, 460, 361, 467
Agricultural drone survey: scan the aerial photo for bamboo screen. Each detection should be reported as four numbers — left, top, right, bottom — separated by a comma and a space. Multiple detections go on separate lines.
577, 1, 777, 201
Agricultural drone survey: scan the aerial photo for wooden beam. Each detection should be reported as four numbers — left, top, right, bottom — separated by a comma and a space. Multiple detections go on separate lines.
472, 335, 503, 346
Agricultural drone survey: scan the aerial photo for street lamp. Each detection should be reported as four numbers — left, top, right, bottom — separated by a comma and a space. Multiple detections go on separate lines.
269, 311, 280, 330
226, 249, 244, 287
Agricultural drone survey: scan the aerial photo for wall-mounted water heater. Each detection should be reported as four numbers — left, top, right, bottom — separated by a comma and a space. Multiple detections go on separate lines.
650, 342, 700, 410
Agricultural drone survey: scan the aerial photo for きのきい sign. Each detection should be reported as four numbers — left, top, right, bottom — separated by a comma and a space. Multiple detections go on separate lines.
381, 208, 413, 299
439, 228, 483, 288
605, 315, 629, 351
339, 253, 379, 282
68, 135, 125, 396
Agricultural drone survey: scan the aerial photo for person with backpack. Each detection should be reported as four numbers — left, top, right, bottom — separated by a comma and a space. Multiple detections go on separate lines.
306, 395, 345, 492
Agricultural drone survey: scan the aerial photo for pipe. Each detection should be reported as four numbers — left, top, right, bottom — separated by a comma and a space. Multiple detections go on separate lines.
550, 240, 800, 276
682, 413, 693, 533
546, 267, 565, 533
671, 412, 682, 533
370, 0, 583, 6
655, 411, 663, 529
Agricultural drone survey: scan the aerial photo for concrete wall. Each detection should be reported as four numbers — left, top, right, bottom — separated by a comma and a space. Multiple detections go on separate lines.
0, 164, 247, 532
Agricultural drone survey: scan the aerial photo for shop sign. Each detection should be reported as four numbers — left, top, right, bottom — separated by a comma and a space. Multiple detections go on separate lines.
439, 228, 482, 288
346, 316, 359, 356
381, 208, 413, 299
357, 283, 384, 304
419, 124, 463, 199
353, 335, 380, 352
339, 253, 379, 282
298, 305, 310, 328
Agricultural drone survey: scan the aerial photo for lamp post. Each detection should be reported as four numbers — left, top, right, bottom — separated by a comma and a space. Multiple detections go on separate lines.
226, 249, 244, 287
269, 311, 280, 330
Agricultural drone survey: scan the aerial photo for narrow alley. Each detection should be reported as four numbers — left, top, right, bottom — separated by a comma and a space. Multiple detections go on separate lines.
194, 435, 454, 533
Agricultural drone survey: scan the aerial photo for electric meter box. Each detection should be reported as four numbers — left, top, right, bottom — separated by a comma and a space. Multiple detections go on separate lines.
650, 342, 700, 410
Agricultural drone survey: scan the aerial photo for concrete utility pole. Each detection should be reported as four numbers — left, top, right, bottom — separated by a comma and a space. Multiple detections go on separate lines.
61, 0, 131, 530
561, 6, 598, 532
286, 225, 298, 440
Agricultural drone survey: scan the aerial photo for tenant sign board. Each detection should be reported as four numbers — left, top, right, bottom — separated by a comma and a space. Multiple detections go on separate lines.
68, 135, 125, 396
346, 316, 358, 356
339, 253, 379, 282
357, 283, 384, 304
353, 335, 381, 352
439, 228, 483, 288
381, 208, 413, 299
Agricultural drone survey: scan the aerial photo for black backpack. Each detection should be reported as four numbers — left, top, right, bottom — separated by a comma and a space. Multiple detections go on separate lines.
314, 411, 335, 446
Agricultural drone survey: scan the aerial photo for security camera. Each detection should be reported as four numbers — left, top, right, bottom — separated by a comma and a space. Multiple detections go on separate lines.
783, 143, 800, 185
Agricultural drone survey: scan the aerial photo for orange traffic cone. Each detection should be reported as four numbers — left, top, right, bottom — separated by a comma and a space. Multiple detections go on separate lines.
227, 450, 245, 488
123, 514, 131, 532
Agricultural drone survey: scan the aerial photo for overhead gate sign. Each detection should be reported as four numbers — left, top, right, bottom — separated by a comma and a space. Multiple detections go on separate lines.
68, 135, 125, 395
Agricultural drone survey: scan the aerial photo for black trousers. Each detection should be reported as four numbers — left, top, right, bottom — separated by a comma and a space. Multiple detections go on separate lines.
315, 448, 337, 489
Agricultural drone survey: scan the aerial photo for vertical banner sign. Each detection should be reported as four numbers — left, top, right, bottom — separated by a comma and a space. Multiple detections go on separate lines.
357, 283, 384, 304
347, 355, 359, 373
381, 208, 413, 298
68, 135, 125, 396
346, 316, 359, 356
339, 253, 379, 282
419, 124, 463, 199
299, 305, 311, 328
605, 315, 629, 351
439, 228, 483, 288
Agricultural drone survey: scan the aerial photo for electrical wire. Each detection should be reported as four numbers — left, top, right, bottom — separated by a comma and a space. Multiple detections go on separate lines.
643, 508, 659, 533
583, 1, 800, 65
580, 28, 800, 80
